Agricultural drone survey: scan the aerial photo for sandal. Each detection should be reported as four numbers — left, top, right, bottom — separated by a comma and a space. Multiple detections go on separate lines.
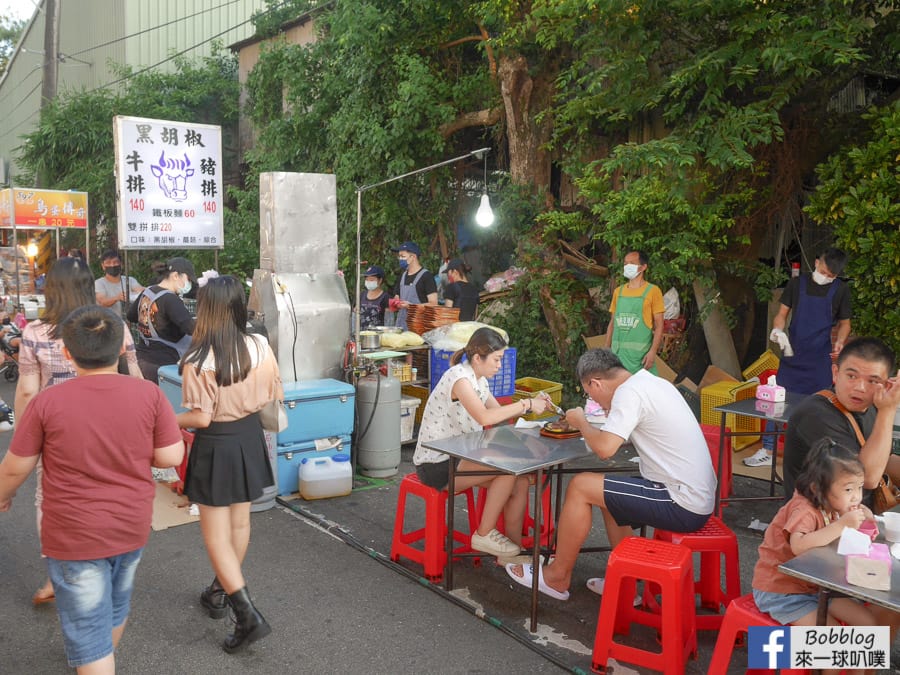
32, 583, 55, 606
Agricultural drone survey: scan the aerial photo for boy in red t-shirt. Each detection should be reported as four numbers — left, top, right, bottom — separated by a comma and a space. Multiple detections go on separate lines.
0, 305, 184, 674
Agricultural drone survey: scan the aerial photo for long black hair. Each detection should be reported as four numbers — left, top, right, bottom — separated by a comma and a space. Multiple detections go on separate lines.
794, 438, 864, 512
42, 257, 95, 338
179, 275, 251, 386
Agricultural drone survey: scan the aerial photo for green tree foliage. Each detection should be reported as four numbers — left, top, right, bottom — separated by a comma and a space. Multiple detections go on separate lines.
240, 0, 592, 380
250, 0, 317, 38
806, 102, 900, 355
535, 0, 895, 301
244, 0, 491, 271
0, 13, 25, 74
239, 0, 898, 381
15, 50, 244, 279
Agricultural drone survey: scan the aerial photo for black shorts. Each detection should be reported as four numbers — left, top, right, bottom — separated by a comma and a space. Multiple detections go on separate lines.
603, 476, 710, 533
415, 458, 460, 490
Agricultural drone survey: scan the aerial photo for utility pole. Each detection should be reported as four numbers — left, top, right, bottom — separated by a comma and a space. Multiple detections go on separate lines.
38, 0, 60, 188
40, 0, 59, 108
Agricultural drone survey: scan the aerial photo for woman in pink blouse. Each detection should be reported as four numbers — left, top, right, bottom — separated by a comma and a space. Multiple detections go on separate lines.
176, 275, 282, 654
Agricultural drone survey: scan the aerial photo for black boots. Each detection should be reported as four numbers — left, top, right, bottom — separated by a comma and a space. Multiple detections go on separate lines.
222, 586, 271, 653
200, 578, 228, 619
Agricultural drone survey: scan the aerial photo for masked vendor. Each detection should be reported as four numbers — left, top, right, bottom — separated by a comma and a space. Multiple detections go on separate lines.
391, 241, 437, 330
359, 265, 390, 329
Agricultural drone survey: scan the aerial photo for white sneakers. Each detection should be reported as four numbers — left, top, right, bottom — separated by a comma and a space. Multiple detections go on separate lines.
743, 448, 773, 467
0, 403, 13, 432
470, 528, 521, 557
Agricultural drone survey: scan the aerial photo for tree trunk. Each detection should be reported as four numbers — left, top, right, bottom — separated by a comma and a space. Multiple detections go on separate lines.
692, 279, 741, 378
498, 54, 554, 197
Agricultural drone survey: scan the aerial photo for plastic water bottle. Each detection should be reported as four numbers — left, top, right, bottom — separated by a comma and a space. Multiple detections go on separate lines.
298, 454, 352, 500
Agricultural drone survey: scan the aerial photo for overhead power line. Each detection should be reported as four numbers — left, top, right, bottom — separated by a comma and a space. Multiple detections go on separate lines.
66, 0, 244, 59
86, 0, 299, 94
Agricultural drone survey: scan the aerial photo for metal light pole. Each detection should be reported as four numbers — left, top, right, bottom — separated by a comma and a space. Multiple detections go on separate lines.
353, 148, 492, 357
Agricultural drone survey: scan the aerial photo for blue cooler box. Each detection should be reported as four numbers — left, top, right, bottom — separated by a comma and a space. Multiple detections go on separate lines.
156, 363, 280, 510
279, 379, 356, 445
276, 434, 351, 496
158, 364, 188, 412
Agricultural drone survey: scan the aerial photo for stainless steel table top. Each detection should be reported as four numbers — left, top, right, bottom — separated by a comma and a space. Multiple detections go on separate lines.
714, 391, 809, 425
779, 542, 900, 613
421, 425, 594, 475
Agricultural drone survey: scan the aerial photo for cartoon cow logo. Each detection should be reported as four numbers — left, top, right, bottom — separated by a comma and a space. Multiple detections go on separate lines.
150, 151, 194, 202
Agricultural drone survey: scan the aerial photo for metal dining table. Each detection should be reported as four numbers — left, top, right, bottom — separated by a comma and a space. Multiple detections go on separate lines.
421, 424, 599, 632
779, 541, 900, 628
714, 392, 808, 513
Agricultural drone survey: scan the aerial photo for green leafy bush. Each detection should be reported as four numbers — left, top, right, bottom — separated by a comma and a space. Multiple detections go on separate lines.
806, 103, 900, 355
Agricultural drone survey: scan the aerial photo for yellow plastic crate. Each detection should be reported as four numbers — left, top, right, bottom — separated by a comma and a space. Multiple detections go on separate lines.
390, 362, 413, 383
513, 377, 562, 421
401, 384, 429, 425
700, 380, 760, 450
742, 349, 780, 381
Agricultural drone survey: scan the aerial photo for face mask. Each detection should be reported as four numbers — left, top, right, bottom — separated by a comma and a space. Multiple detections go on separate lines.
105, 266, 121, 277
398, 259, 409, 270
811, 270, 833, 285
179, 279, 192, 296
365, 280, 379, 291
623, 263, 640, 280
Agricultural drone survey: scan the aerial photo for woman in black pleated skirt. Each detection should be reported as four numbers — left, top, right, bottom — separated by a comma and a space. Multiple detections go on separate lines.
176, 275, 282, 654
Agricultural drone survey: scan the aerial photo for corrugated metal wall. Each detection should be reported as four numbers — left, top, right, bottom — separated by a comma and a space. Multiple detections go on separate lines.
126, 0, 265, 74
0, 0, 266, 177
58, 0, 124, 93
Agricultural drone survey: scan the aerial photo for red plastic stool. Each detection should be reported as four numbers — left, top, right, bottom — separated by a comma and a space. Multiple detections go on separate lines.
708, 593, 811, 675
701, 424, 732, 500
650, 515, 741, 630
475, 477, 554, 548
592, 537, 697, 675
175, 430, 194, 495
390, 473, 480, 582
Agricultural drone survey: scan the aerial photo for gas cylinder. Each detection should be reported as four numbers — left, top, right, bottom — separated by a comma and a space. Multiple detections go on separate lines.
355, 373, 401, 477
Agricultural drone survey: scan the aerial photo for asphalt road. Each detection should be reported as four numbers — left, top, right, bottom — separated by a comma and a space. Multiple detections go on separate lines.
0, 377, 561, 675
2, 372, 898, 674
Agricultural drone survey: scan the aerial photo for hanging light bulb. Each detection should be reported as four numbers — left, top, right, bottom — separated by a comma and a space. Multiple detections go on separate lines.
475, 151, 494, 227
26, 240, 38, 257
476, 193, 494, 227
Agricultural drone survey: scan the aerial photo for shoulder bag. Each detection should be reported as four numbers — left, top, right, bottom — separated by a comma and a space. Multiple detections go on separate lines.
260, 399, 288, 433
816, 390, 899, 514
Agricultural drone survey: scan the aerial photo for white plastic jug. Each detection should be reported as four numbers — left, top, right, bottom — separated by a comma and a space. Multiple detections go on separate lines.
298, 454, 352, 500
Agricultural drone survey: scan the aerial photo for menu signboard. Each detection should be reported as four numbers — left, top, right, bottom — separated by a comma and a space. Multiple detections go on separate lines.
113, 115, 223, 249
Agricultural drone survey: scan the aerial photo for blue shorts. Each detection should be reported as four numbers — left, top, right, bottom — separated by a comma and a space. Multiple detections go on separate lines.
47, 548, 144, 668
753, 588, 821, 624
602, 476, 710, 532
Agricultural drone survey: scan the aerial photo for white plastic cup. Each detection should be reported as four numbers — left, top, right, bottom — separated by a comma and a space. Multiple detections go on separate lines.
881, 512, 900, 542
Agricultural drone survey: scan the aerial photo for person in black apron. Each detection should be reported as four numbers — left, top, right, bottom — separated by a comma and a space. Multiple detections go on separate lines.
444, 258, 480, 321
745, 248, 852, 467
390, 241, 437, 329
127, 256, 197, 382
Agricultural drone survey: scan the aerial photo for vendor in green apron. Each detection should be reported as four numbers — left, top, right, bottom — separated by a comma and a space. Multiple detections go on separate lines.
604, 250, 665, 375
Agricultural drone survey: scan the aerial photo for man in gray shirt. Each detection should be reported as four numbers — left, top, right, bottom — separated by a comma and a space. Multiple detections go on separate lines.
95, 250, 144, 318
